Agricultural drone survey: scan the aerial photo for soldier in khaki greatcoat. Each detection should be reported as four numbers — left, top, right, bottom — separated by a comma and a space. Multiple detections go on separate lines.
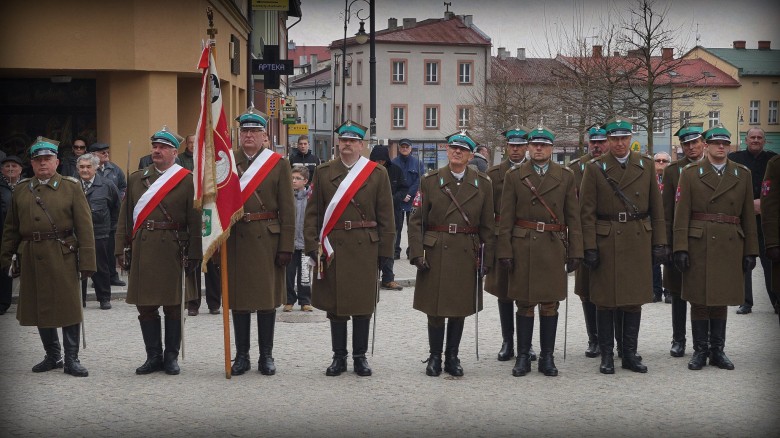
227, 108, 294, 376
116, 127, 202, 376
580, 117, 668, 375
485, 126, 537, 363
304, 120, 395, 377
568, 124, 609, 359
662, 122, 705, 358
673, 125, 758, 371
761, 154, 780, 325
409, 131, 495, 377
497, 126, 583, 377
1, 137, 96, 377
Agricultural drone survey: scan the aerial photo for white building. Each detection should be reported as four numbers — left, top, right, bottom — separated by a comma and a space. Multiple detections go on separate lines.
289, 67, 333, 159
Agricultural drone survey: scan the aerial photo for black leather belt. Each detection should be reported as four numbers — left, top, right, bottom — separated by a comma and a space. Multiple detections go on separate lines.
597, 212, 649, 223
142, 220, 182, 231
331, 220, 377, 230
242, 211, 279, 222
21, 229, 73, 241
427, 224, 479, 234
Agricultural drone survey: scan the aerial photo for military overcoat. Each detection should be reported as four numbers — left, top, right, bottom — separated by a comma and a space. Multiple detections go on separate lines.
409, 165, 495, 317
497, 162, 583, 302
0, 174, 96, 327
115, 166, 202, 306
568, 153, 592, 297
580, 151, 666, 307
673, 158, 759, 306
661, 156, 696, 293
304, 159, 395, 316
485, 159, 513, 298
226, 151, 295, 311
761, 155, 780, 293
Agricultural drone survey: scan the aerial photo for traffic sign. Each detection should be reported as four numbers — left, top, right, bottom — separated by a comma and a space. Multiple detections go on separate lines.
288, 124, 309, 134
282, 117, 297, 125
266, 97, 279, 118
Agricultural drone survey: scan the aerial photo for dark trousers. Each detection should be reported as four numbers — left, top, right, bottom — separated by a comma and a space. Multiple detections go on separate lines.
394, 209, 411, 257
380, 255, 394, 283
108, 230, 120, 282
744, 215, 777, 308
286, 249, 311, 305
652, 264, 664, 296
86, 237, 112, 303
187, 260, 222, 310
0, 271, 12, 311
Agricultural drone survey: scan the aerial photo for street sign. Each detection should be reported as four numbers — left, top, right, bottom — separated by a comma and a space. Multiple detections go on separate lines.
288, 124, 309, 134
282, 117, 297, 125
251, 0, 288, 10
266, 96, 279, 118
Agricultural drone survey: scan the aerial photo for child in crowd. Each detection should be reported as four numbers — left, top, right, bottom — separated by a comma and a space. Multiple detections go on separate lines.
284, 167, 313, 311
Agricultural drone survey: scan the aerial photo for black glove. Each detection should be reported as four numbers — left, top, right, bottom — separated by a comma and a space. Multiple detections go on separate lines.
766, 247, 780, 263
412, 256, 430, 272
186, 259, 202, 275
673, 251, 689, 272
583, 249, 600, 270
742, 255, 757, 273
275, 251, 292, 267
479, 265, 490, 278
499, 258, 514, 271
652, 245, 671, 266
566, 258, 582, 273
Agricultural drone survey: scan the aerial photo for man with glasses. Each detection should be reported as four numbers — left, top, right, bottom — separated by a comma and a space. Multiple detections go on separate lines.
89, 142, 127, 287
392, 139, 422, 260
673, 125, 758, 370
58, 136, 88, 178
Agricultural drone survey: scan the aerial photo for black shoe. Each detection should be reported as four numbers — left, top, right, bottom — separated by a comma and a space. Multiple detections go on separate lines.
496, 300, 515, 361
426, 324, 444, 376
209, 308, 220, 315
100, 301, 112, 310
424, 355, 442, 376
664, 292, 672, 304
62, 325, 88, 377
444, 319, 464, 376
512, 354, 531, 376
353, 355, 372, 376
444, 355, 463, 376
136, 319, 163, 374
326, 356, 347, 376
231, 312, 251, 376
620, 311, 647, 373
163, 318, 181, 375
136, 356, 164, 374
653, 292, 662, 303
257, 312, 277, 376
670, 340, 685, 357
32, 355, 63, 372
708, 319, 734, 370
597, 309, 615, 374
326, 321, 348, 376
110, 279, 126, 287
736, 305, 751, 315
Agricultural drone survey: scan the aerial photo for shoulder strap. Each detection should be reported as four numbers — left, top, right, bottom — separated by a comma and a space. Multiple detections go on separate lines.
26, 184, 76, 252
440, 185, 471, 226
520, 176, 559, 224
596, 164, 640, 215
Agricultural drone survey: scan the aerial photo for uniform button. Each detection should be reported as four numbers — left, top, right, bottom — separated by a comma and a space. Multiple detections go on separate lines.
34, 217, 40, 221
711, 201, 715, 204
712, 236, 716, 239
532, 201, 536, 205
617, 230, 622, 235
444, 245, 448, 249
532, 236, 537, 240
635, 192, 640, 196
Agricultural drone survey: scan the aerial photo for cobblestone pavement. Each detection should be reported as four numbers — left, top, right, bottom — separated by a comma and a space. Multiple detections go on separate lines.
1, 231, 778, 436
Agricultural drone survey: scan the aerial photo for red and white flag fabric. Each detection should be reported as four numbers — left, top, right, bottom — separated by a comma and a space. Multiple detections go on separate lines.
194, 45, 244, 267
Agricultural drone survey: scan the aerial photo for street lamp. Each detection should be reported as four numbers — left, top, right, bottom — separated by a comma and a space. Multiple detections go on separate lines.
340, 0, 375, 143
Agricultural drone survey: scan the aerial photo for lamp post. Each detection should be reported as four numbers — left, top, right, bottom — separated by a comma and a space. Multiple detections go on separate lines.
341, 0, 375, 143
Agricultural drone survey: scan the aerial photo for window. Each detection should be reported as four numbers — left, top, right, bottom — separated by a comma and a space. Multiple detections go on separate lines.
710, 92, 719, 101
391, 59, 407, 84
458, 61, 473, 85
303, 104, 307, 123
750, 100, 760, 124
347, 104, 352, 121
424, 105, 440, 129
679, 111, 691, 127
457, 106, 472, 129
708, 110, 720, 128
653, 111, 665, 134
565, 114, 575, 128
425, 60, 440, 84
629, 110, 640, 133
322, 102, 327, 124
334, 62, 340, 86
335, 105, 341, 125
345, 61, 352, 85
356, 105, 362, 124
391, 105, 407, 129
356, 60, 363, 85
769, 101, 778, 124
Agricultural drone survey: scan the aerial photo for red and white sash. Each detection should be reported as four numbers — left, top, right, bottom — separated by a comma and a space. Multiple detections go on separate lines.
132, 164, 189, 237
319, 156, 377, 265
239, 148, 282, 203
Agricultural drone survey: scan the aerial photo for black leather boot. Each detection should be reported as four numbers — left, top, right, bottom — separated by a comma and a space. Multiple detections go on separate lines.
615, 309, 642, 361
257, 312, 276, 375
32, 328, 63, 373
670, 294, 687, 357
136, 319, 163, 374
231, 312, 251, 375
538, 315, 559, 376
597, 309, 615, 374
425, 324, 444, 376
512, 314, 534, 377
708, 319, 734, 370
326, 320, 348, 376
62, 324, 88, 377
496, 300, 515, 361
444, 318, 464, 376
352, 318, 372, 376
687, 319, 709, 370
620, 310, 647, 373
163, 318, 181, 375
582, 301, 599, 358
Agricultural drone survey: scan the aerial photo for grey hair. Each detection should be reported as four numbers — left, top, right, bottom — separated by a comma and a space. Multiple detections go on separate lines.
746, 126, 765, 138
77, 153, 100, 168
653, 152, 672, 160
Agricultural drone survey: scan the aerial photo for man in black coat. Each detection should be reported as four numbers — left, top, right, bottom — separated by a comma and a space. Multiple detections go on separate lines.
289, 135, 321, 182
89, 142, 127, 287
370, 144, 408, 290
0, 155, 24, 315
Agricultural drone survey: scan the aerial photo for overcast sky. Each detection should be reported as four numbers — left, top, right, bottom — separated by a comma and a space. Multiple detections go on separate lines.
288, 0, 780, 57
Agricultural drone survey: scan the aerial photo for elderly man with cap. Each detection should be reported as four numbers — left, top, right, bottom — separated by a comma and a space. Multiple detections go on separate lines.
661, 122, 705, 358
486, 126, 537, 363
568, 124, 609, 359
304, 120, 395, 377
0, 155, 24, 315
90, 142, 127, 288
225, 107, 294, 376
392, 138, 423, 260
580, 116, 668, 374
497, 126, 583, 377
116, 126, 201, 375
1, 137, 96, 377
673, 125, 758, 370
409, 130, 494, 377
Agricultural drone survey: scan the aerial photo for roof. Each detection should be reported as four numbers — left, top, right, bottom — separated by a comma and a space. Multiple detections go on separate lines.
290, 67, 330, 88
330, 15, 491, 49
697, 47, 780, 76
491, 56, 564, 85
288, 45, 330, 67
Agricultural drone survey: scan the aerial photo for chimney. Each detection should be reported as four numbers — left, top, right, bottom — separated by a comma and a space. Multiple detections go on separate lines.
388, 18, 397, 29
402, 18, 416, 29
662, 47, 673, 60
497, 47, 507, 60
310, 54, 318, 72
758, 40, 771, 50
444, 11, 455, 20
516, 48, 526, 60
733, 40, 746, 49
463, 15, 473, 28
593, 45, 603, 58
